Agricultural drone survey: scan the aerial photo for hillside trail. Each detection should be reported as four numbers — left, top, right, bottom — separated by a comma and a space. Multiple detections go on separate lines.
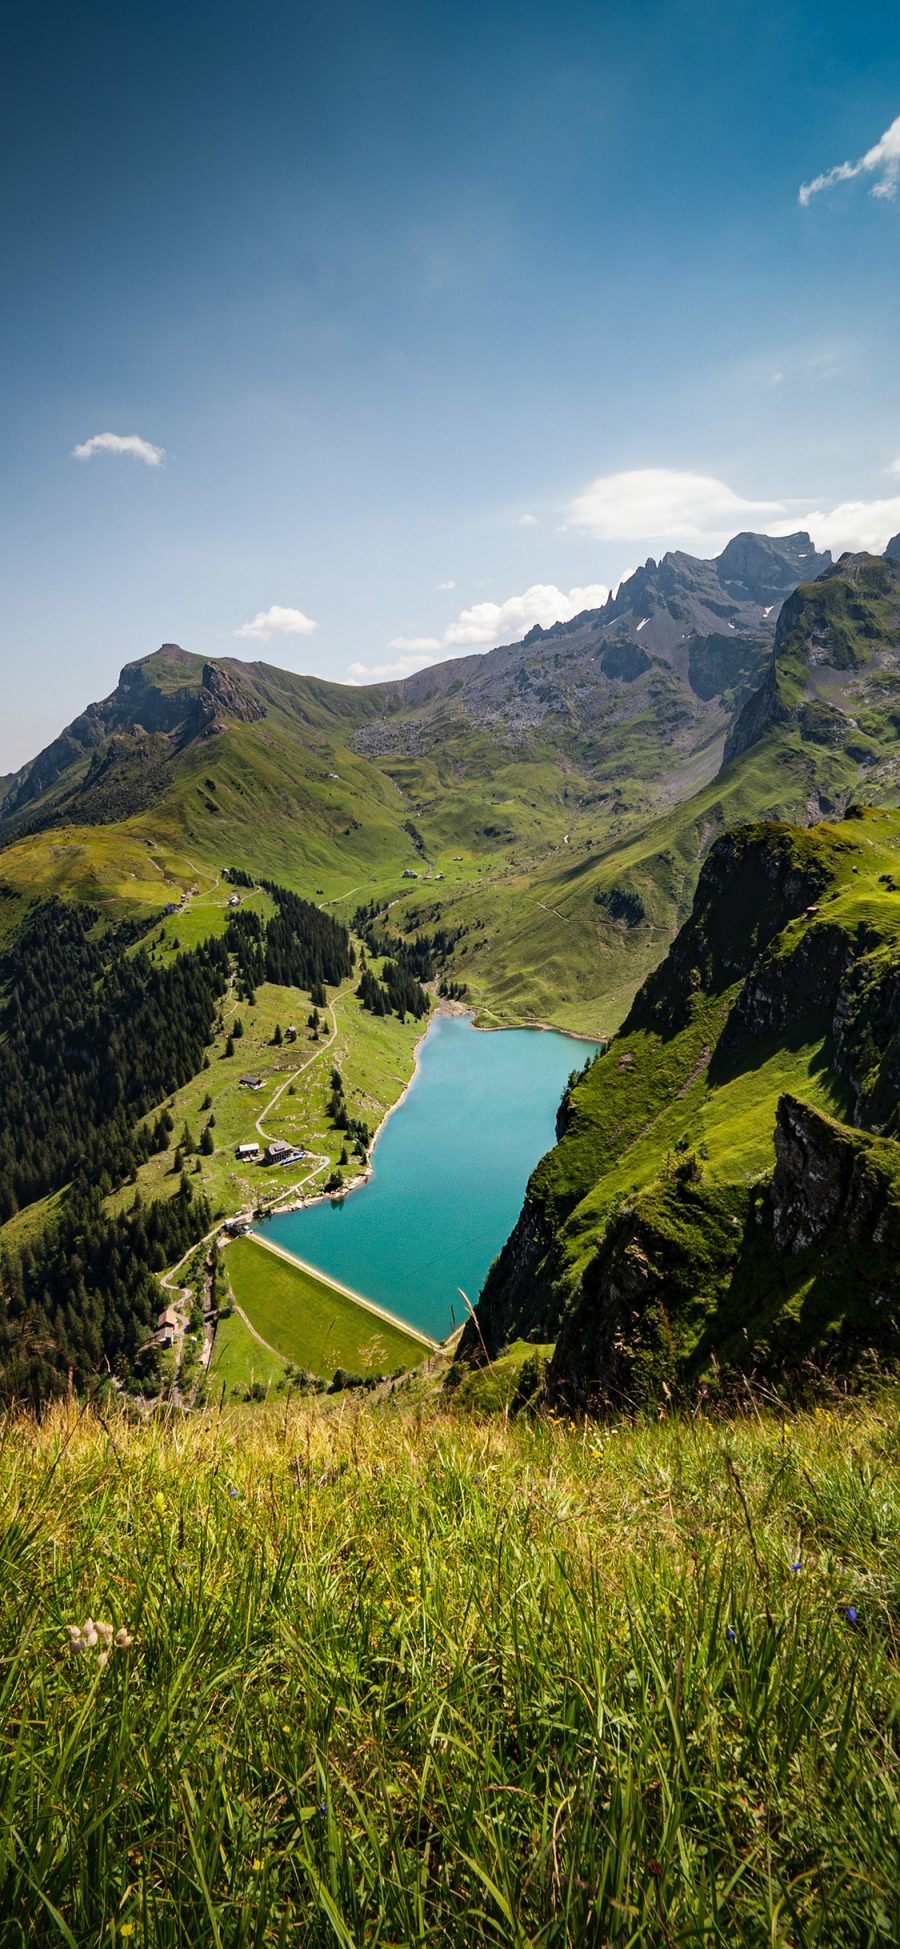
254, 999, 339, 1141
229, 1303, 284, 1361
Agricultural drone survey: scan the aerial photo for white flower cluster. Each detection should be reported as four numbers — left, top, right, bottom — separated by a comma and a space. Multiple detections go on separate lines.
65, 1617, 133, 1671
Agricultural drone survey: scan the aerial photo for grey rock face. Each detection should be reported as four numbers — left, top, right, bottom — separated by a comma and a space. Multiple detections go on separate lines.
770, 1095, 891, 1254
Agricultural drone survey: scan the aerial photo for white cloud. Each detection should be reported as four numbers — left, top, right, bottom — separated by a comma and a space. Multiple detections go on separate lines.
348, 651, 443, 682
348, 580, 610, 684
567, 467, 785, 549
516, 512, 538, 527
437, 579, 456, 591
889, 457, 900, 478
799, 113, 900, 206
72, 430, 165, 466
235, 604, 319, 641
435, 583, 609, 649
774, 497, 900, 555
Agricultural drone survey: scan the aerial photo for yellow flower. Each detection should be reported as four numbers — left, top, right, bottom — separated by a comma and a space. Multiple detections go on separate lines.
120, 1927, 135, 1940
252, 1857, 263, 1871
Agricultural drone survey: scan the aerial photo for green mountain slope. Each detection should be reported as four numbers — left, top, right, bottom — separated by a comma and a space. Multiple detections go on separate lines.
460, 805, 900, 1405
0, 532, 846, 1031
416, 547, 900, 1033
1, 545, 898, 1066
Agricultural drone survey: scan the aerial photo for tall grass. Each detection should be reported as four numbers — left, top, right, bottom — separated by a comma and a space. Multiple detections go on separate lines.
1, 1390, 898, 1945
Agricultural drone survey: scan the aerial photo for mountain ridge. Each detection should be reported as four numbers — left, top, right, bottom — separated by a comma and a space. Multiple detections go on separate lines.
1, 531, 897, 1049
1, 528, 830, 835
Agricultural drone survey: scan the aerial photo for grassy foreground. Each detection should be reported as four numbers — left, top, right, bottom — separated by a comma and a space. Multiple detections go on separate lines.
1, 1392, 899, 1946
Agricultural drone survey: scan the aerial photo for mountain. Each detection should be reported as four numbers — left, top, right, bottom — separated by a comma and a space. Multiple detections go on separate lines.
4, 530, 826, 849
725, 549, 900, 787
0, 530, 844, 1035
457, 804, 900, 1408
384, 543, 898, 1033
351, 529, 831, 784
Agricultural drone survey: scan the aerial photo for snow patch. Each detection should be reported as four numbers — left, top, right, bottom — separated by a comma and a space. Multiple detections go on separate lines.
636, 617, 649, 631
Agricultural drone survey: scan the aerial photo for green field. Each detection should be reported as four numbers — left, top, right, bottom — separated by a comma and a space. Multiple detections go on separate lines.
207, 1305, 293, 1397
221, 1233, 430, 1378
2, 1388, 899, 1944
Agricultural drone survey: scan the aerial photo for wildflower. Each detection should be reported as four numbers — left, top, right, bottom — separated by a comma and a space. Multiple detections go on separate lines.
96, 1621, 114, 1647
154, 1492, 166, 1514
726, 1626, 736, 1642
229, 1487, 238, 1498
114, 1628, 134, 1649
790, 1562, 802, 1573
120, 1926, 135, 1939
317, 1800, 328, 1815
844, 1605, 858, 1625
97, 1650, 110, 1672
251, 1858, 263, 1871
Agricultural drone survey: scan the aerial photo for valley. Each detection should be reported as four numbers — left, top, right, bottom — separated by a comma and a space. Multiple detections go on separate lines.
1, 531, 900, 1412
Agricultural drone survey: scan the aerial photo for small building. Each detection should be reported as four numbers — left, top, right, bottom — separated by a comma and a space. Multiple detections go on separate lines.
286, 1024, 297, 1042
164, 902, 179, 916
236, 1141, 260, 1160
264, 1139, 293, 1165
224, 1215, 253, 1236
402, 868, 418, 879
239, 1075, 264, 1091
157, 1306, 178, 1348
228, 893, 241, 907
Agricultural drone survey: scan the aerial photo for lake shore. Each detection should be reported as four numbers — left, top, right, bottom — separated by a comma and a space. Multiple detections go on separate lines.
257, 1011, 600, 1343
261, 997, 599, 1226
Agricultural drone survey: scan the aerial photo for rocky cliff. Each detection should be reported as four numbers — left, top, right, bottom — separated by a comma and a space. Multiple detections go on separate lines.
724, 549, 900, 767
457, 806, 900, 1406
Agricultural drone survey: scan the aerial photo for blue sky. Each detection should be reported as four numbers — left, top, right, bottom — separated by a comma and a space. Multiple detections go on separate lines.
2, 0, 900, 770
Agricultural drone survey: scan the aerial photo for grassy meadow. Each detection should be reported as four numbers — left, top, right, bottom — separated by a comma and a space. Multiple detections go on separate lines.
1, 1389, 899, 1946
218, 1234, 431, 1384
105, 970, 425, 1227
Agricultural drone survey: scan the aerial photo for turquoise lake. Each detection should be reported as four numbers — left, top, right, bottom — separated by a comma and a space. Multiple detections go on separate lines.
257, 1014, 597, 1343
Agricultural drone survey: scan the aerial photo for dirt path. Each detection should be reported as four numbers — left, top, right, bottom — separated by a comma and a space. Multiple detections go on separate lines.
230, 1302, 284, 1360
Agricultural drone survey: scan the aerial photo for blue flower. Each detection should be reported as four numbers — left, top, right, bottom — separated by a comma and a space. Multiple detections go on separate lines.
726, 1626, 736, 1642
229, 1487, 238, 1498
790, 1561, 802, 1572
318, 1800, 328, 1815
844, 1605, 858, 1625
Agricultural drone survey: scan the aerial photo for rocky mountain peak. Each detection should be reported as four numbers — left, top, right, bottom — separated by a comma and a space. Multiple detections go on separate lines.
197, 662, 267, 729
715, 531, 831, 606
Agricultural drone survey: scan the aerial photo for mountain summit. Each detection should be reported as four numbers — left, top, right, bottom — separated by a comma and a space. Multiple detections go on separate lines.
2, 529, 830, 852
